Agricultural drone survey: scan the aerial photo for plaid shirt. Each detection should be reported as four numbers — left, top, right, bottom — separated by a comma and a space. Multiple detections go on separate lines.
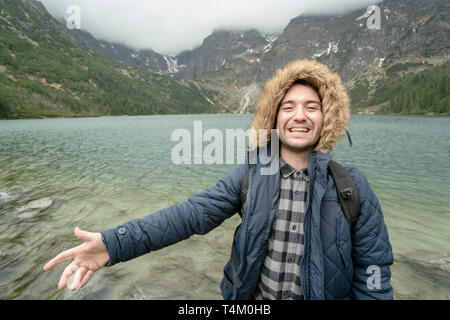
253, 157, 309, 300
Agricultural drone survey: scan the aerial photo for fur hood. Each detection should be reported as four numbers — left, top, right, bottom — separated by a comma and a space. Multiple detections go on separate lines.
250, 59, 351, 153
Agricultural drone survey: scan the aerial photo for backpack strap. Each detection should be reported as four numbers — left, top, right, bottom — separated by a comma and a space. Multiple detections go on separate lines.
328, 160, 360, 228
238, 160, 360, 227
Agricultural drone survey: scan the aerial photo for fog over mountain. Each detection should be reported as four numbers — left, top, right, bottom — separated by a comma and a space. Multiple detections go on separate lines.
38, 0, 381, 55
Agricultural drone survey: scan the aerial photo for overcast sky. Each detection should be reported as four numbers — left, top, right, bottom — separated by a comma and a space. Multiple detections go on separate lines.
38, 0, 382, 55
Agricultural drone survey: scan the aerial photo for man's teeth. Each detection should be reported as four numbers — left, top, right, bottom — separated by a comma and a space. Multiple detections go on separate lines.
290, 128, 309, 132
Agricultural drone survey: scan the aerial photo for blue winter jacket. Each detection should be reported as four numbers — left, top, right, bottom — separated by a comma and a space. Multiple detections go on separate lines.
101, 151, 394, 300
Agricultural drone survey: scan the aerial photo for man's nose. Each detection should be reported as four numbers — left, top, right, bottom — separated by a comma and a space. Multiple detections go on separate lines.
293, 105, 306, 121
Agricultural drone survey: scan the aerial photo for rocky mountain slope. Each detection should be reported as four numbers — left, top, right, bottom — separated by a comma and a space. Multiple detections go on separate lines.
74, 0, 449, 114
0, 0, 222, 119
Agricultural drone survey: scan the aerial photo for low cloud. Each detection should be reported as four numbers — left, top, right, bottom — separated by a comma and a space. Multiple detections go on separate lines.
38, 0, 382, 55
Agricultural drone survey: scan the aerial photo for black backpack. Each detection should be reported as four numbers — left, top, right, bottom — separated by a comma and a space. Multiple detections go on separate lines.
238, 160, 360, 228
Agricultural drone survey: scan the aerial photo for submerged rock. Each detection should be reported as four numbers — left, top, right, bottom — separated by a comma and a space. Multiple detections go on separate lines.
399, 250, 450, 280
15, 197, 53, 219
122, 282, 187, 300
0, 192, 17, 204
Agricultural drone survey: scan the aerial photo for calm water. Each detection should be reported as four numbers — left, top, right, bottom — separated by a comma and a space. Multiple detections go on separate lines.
0, 114, 449, 300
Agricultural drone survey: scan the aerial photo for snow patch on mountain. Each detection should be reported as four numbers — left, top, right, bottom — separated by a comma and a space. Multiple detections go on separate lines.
313, 41, 339, 58
355, 9, 373, 21
262, 34, 278, 54
163, 56, 185, 74
313, 49, 327, 58
203, 95, 214, 105
327, 41, 339, 54
238, 83, 259, 114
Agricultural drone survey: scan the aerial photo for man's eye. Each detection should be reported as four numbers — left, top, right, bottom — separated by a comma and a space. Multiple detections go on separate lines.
306, 105, 320, 110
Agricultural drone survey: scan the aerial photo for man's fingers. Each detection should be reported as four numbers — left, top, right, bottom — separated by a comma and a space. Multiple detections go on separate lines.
44, 227, 94, 272
44, 228, 99, 290
43, 247, 76, 271
69, 268, 94, 290
58, 261, 79, 290
69, 267, 84, 291
74, 227, 95, 242
80, 269, 94, 289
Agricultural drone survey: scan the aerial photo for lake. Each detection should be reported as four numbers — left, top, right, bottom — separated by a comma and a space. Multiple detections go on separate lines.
0, 114, 449, 300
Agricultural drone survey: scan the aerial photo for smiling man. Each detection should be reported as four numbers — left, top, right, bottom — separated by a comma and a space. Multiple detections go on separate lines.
44, 59, 393, 300
245, 60, 393, 299
276, 79, 324, 170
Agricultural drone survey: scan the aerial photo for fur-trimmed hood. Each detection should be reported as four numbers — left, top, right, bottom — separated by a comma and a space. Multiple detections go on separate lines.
250, 59, 350, 153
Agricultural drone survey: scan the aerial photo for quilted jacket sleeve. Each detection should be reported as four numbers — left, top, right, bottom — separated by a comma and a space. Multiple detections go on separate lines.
101, 164, 246, 266
347, 166, 394, 300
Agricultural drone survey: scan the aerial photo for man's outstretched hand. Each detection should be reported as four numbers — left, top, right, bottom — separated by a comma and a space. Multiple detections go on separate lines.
43, 227, 110, 290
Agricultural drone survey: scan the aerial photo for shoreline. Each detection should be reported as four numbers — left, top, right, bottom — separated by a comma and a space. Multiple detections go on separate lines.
1, 111, 449, 121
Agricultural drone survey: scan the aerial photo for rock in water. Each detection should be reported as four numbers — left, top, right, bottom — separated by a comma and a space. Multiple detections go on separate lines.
16, 197, 53, 219
400, 250, 450, 280
0, 192, 15, 203
18, 197, 53, 211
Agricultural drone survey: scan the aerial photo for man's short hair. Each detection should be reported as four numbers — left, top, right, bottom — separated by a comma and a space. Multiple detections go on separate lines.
291, 79, 322, 103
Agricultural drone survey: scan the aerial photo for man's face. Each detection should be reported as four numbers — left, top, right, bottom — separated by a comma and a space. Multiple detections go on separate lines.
276, 83, 324, 154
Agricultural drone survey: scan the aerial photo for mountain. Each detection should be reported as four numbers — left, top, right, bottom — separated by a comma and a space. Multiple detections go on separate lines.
75, 27, 280, 114
1, 0, 448, 119
74, 0, 449, 115
0, 0, 223, 119
72, 28, 277, 114
72, 29, 170, 76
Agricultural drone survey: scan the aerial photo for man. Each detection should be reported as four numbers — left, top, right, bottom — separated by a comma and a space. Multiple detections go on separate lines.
44, 59, 394, 300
